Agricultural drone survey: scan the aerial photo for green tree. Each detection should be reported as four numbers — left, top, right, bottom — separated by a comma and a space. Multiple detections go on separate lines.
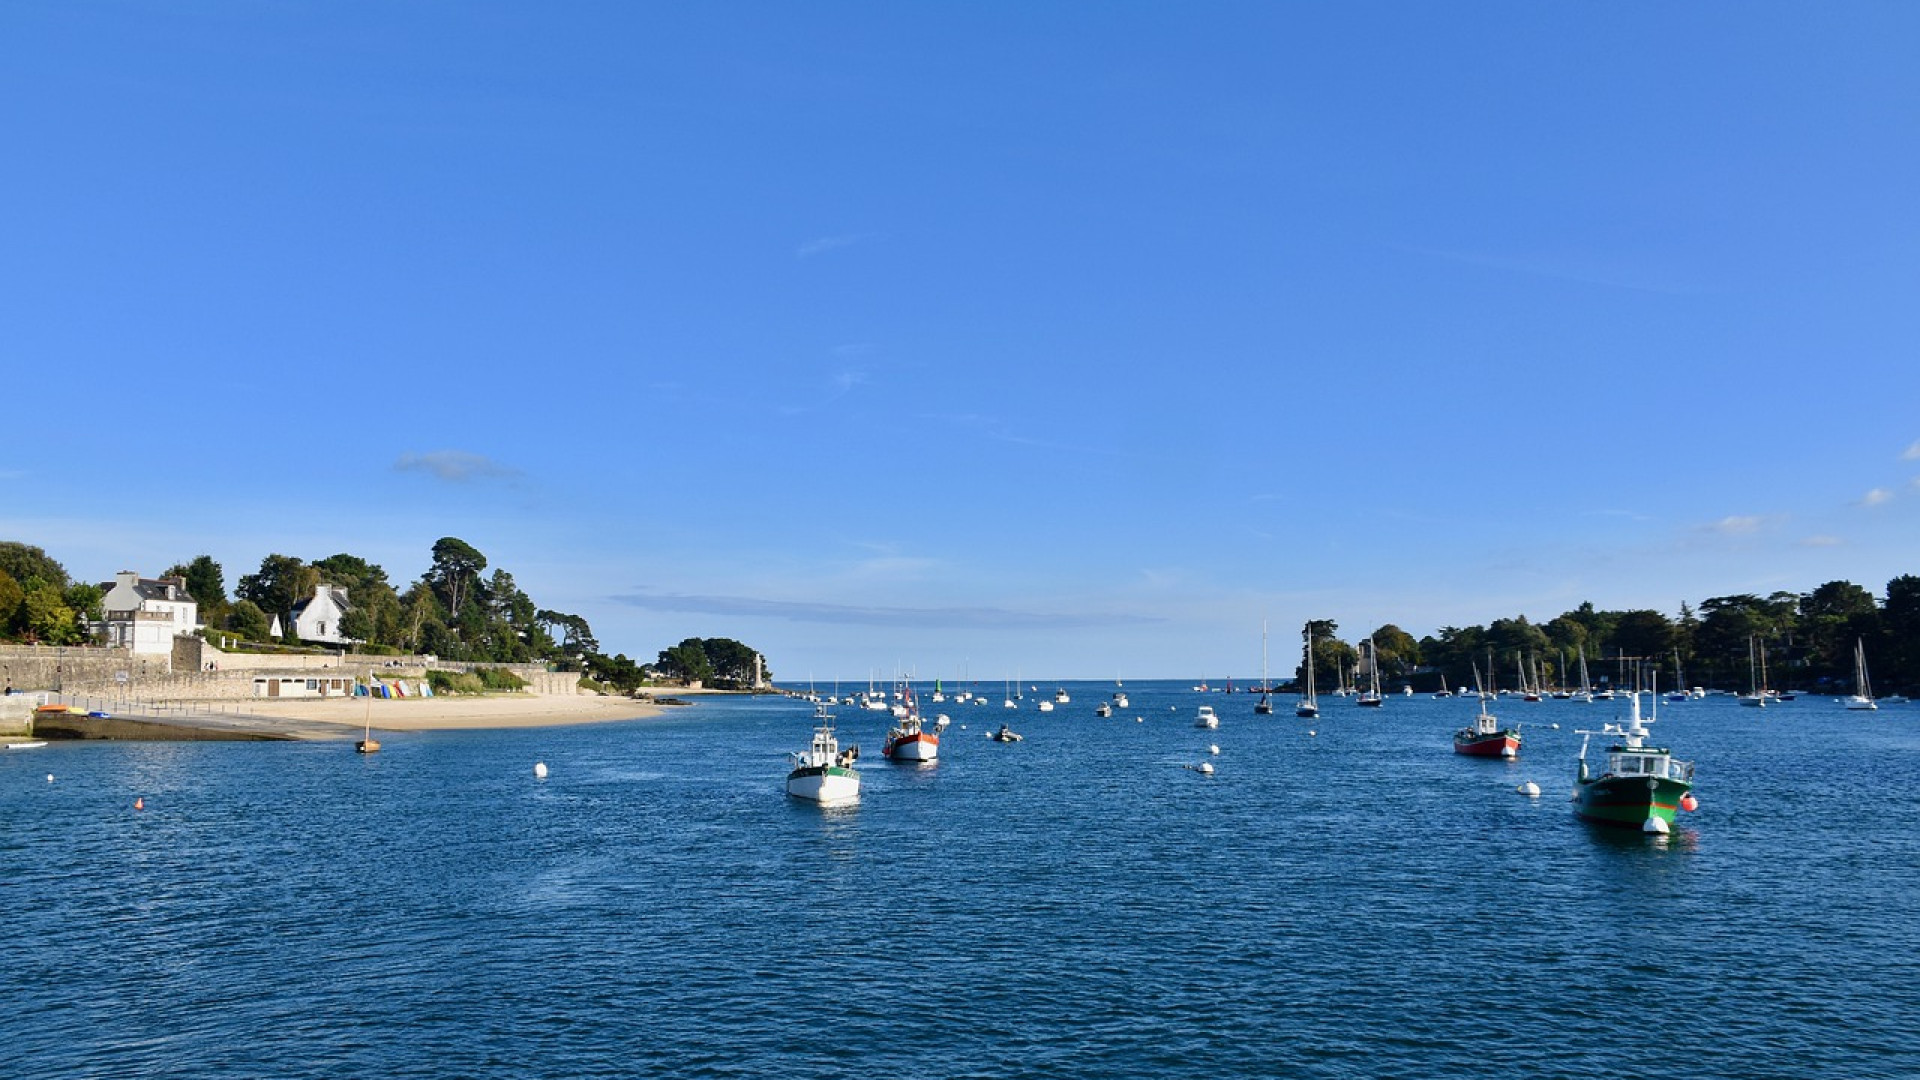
166, 555, 229, 628
63, 583, 104, 634
1882, 575, 1920, 694
165, 555, 228, 610
228, 599, 271, 641
539, 610, 598, 666
339, 605, 377, 644
424, 537, 487, 625
400, 585, 447, 655
237, 554, 319, 630
0, 568, 25, 638
657, 638, 715, 685
0, 542, 69, 591
1368, 624, 1420, 683
1612, 610, 1675, 664
1796, 580, 1879, 685
585, 652, 646, 692
699, 638, 766, 688
21, 582, 78, 644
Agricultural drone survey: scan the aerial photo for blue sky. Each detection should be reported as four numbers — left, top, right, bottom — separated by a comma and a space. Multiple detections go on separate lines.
4, 3, 1917, 682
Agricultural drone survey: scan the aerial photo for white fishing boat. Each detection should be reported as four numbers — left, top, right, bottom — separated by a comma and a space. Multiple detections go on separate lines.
1845, 638, 1878, 710
787, 706, 860, 805
882, 683, 947, 762
1194, 704, 1219, 729
1053, 688, 1070, 704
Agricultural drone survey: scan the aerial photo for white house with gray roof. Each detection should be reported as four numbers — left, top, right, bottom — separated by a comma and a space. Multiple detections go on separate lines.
98, 571, 199, 656
291, 583, 356, 645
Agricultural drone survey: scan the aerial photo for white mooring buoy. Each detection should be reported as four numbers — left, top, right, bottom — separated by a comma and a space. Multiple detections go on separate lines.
534, 761, 549, 779
1208, 744, 1220, 755
1517, 781, 1540, 798
1197, 761, 1214, 775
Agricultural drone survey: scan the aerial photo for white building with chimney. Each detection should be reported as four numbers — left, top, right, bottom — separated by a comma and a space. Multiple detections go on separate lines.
290, 583, 355, 645
98, 571, 199, 656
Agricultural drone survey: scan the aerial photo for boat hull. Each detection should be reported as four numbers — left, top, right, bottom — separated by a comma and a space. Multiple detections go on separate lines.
883, 732, 939, 761
1452, 731, 1520, 758
1573, 775, 1689, 829
787, 765, 860, 806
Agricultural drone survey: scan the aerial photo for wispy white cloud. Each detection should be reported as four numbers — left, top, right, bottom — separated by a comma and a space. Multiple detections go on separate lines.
796, 233, 873, 258
1901, 440, 1920, 461
1704, 515, 1765, 535
1859, 487, 1894, 507
394, 450, 520, 483
1800, 535, 1844, 547
776, 368, 871, 415
610, 588, 1161, 630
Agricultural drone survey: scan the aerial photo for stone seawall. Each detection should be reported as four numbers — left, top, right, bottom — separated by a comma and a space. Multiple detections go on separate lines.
0, 645, 147, 695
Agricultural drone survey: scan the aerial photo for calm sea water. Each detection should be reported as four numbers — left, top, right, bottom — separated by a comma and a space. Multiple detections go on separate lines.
4, 682, 1918, 1079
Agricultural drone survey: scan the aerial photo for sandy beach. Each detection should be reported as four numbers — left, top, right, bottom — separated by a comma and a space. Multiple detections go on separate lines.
233, 690, 730, 736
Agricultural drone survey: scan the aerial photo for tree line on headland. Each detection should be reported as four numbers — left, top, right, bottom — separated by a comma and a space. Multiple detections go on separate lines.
1302, 576, 1918, 697
0, 539, 766, 693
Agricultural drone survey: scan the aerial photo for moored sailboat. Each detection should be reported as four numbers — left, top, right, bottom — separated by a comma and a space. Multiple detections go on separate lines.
1845, 638, 1878, 710
1355, 637, 1383, 707
1296, 623, 1320, 719
1255, 621, 1274, 715
1737, 636, 1769, 708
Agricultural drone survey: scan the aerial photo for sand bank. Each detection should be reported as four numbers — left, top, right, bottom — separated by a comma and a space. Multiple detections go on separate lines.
235, 691, 699, 735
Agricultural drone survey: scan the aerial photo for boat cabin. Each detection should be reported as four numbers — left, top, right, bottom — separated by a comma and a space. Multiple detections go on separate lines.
1603, 743, 1693, 784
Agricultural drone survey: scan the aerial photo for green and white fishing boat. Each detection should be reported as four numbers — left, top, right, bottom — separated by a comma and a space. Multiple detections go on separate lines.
787, 704, 860, 806
1573, 690, 1697, 835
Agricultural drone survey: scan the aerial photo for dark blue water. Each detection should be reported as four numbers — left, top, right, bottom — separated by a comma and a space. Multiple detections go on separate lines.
5, 683, 1918, 1078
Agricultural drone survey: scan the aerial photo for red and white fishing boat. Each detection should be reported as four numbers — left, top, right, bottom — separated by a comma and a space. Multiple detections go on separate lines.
1454, 659, 1520, 758
1453, 695, 1521, 759
882, 683, 948, 762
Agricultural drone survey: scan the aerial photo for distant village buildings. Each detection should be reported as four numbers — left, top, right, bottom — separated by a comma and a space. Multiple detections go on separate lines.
97, 571, 199, 656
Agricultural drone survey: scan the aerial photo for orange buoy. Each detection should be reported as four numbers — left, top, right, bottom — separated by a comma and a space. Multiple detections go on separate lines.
1679, 792, 1698, 812
134, 797, 144, 811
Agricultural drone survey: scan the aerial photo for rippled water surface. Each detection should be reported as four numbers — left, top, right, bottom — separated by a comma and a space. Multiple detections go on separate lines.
5, 684, 1918, 1078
